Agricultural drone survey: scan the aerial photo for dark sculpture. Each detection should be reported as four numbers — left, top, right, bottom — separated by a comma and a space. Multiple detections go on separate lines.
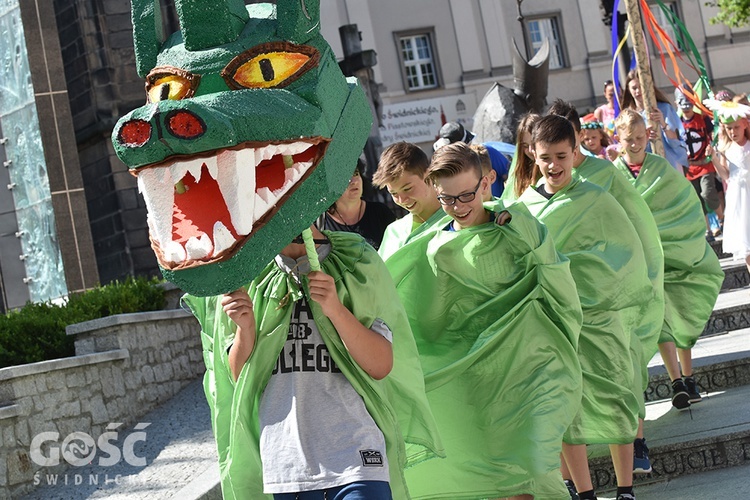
472, 39, 550, 144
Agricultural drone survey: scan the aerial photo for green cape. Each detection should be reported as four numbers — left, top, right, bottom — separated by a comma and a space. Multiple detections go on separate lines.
519, 179, 650, 444
575, 156, 665, 417
378, 208, 449, 262
183, 231, 444, 499
613, 154, 724, 348
385, 200, 584, 499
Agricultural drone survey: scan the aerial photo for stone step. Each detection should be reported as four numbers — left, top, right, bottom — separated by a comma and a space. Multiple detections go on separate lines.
587, 383, 750, 492
703, 286, 750, 337
645, 327, 750, 402
633, 461, 750, 499
720, 258, 750, 291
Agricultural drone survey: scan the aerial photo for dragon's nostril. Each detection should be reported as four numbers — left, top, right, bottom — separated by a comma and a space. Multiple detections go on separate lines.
118, 119, 152, 147
165, 110, 206, 139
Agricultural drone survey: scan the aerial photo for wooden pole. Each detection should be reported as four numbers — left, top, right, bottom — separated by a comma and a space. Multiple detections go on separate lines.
622, 0, 665, 156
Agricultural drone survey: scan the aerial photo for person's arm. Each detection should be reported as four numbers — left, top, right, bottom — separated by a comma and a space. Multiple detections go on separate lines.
594, 106, 604, 123
650, 106, 679, 140
307, 271, 393, 380
708, 144, 730, 181
222, 289, 257, 382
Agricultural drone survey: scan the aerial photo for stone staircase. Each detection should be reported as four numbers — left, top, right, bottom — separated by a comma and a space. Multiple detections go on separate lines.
20, 243, 750, 499
588, 239, 750, 493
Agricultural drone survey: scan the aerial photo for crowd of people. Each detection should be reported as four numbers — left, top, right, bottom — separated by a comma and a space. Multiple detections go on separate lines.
191, 83, 750, 500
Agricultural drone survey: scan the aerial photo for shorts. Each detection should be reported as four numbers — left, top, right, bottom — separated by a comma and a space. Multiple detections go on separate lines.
273, 481, 392, 500
715, 176, 725, 193
690, 173, 720, 214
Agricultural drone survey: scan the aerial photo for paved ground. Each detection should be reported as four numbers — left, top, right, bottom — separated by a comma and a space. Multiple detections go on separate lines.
635, 462, 750, 499
21, 378, 216, 499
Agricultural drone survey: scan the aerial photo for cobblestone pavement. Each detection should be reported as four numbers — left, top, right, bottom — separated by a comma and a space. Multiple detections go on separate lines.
22, 377, 216, 499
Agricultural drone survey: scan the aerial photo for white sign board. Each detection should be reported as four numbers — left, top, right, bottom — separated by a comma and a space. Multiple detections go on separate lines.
379, 93, 478, 148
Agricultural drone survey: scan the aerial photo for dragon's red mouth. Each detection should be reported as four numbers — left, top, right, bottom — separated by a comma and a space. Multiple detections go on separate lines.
136, 139, 328, 269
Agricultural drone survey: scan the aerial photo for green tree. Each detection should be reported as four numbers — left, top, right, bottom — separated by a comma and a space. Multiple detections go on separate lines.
707, 0, 750, 27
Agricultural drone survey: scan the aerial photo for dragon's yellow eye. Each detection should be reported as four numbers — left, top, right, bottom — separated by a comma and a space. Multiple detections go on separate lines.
222, 42, 319, 90
145, 67, 200, 103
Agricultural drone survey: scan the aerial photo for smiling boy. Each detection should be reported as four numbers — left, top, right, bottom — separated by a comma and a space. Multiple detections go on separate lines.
613, 109, 723, 415
519, 115, 652, 500
429, 147, 492, 229
373, 142, 449, 261
548, 99, 665, 475
395, 141, 584, 499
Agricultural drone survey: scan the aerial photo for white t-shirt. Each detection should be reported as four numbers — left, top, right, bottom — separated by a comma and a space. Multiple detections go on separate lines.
258, 248, 392, 494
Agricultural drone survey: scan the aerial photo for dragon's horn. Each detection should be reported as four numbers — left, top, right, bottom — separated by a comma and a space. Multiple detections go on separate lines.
176, 0, 248, 51
131, 0, 166, 77
276, 0, 320, 44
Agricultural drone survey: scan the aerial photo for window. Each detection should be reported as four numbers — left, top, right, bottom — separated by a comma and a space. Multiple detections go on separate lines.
397, 32, 438, 91
526, 16, 566, 70
649, 1, 684, 53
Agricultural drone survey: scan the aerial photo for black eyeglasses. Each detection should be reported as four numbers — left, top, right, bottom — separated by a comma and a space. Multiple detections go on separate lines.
437, 177, 484, 206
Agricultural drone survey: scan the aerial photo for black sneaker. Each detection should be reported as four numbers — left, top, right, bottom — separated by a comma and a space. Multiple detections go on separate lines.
684, 375, 702, 403
616, 494, 636, 500
705, 231, 715, 242
671, 378, 691, 410
633, 438, 652, 473
564, 479, 580, 500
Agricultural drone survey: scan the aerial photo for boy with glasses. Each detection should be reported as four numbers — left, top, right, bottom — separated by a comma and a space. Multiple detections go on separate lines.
394, 142, 585, 499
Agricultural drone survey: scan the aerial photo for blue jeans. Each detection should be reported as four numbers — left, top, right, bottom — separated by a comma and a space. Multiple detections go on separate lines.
272, 480, 392, 500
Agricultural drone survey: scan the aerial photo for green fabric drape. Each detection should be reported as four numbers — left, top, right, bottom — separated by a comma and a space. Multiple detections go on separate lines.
183, 231, 444, 499
384, 200, 584, 499
378, 208, 449, 262
575, 156, 665, 417
519, 179, 650, 444
613, 153, 724, 348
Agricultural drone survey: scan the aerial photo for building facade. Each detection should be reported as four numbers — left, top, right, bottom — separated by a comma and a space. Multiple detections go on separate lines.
319, 0, 750, 151
3, 0, 748, 299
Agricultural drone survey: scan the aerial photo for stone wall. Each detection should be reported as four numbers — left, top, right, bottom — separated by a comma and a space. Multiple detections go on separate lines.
51, 0, 180, 285
0, 309, 203, 498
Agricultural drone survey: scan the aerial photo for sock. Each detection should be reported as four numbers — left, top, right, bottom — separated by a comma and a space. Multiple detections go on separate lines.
617, 486, 634, 497
578, 490, 597, 500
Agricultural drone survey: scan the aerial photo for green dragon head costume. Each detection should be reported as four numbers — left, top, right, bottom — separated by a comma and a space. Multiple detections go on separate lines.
111, 0, 371, 296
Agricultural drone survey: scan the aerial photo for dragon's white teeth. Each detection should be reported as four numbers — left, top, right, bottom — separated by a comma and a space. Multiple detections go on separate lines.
185, 158, 204, 183
281, 161, 311, 191
169, 161, 190, 185
217, 149, 256, 235
284, 166, 296, 183
257, 187, 273, 204
261, 145, 276, 161
143, 141, 320, 265
164, 241, 187, 264
205, 156, 219, 180
253, 190, 272, 221
185, 233, 213, 260
138, 167, 174, 248
279, 142, 312, 156
152, 165, 170, 185
213, 221, 236, 255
